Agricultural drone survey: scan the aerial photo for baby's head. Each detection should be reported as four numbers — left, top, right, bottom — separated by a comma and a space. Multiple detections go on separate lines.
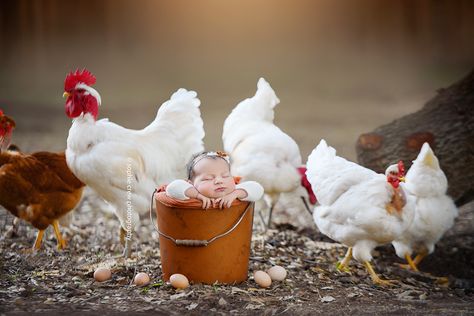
187, 151, 236, 198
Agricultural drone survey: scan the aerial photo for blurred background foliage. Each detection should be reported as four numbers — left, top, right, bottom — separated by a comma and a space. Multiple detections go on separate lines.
0, 0, 473, 160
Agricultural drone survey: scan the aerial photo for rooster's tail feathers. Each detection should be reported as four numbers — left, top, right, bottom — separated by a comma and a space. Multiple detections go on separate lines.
158, 89, 201, 115
169, 88, 198, 104
308, 139, 336, 164
256, 77, 280, 108
306, 139, 336, 181
414, 142, 440, 170
148, 88, 205, 155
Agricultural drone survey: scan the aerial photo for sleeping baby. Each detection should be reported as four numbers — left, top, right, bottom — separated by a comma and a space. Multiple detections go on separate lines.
166, 151, 264, 209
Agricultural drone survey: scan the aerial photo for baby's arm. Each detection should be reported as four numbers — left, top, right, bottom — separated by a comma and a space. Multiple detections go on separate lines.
215, 181, 264, 209
166, 180, 193, 200
235, 181, 264, 202
165, 180, 213, 209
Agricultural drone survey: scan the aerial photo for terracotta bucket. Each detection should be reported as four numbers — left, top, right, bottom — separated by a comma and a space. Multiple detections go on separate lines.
154, 192, 254, 284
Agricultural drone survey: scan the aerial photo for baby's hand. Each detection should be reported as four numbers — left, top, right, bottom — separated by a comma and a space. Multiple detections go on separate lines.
214, 189, 246, 209
214, 194, 236, 209
196, 193, 213, 209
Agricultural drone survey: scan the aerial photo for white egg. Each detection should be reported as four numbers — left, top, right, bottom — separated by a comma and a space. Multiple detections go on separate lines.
267, 265, 287, 281
133, 272, 150, 286
254, 270, 272, 288
93, 267, 111, 282
169, 273, 189, 289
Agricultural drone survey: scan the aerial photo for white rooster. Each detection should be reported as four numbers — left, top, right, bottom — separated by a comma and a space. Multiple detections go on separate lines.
306, 139, 414, 285
392, 143, 458, 272
223, 78, 303, 229
63, 69, 204, 257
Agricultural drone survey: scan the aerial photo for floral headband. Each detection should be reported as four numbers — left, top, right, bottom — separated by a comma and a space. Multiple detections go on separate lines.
187, 151, 230, 179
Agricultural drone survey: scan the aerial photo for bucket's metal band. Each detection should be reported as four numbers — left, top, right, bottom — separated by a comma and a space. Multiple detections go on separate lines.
149, 188, 253, 247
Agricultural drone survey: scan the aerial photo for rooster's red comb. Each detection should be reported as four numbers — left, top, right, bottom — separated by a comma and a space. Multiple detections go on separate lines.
0, 110, 16, 130
64, 69, 96, 91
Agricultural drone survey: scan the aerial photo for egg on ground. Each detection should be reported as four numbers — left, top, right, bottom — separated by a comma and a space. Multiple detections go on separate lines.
254, 270, 272, 288
133, 272, 150, 286
169, 273, 189, 289
93, 267, 111, 282
267, 265, 287, 281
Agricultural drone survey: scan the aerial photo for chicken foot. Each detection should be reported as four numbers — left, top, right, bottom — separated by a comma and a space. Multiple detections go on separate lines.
364, 261, 395, 286
399, 250, 428, 271
398, 251, 448, 285
413, 251, 428, 266
52, 220, 67, 250
337, 247, 352, 272
398, 254, 419, 271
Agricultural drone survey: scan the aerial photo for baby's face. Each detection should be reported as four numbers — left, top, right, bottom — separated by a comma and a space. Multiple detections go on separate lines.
192, 157, 236, 198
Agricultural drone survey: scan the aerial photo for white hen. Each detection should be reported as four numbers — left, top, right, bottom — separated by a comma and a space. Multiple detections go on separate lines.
223, 78, 302, 229
392, 143, 458, 271
63, 69, 204, 256
306, 139, 414, 285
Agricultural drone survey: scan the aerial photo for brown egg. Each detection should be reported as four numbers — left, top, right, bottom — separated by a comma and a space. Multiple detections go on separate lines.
93, 267, 111, 282
267, 265, 287, 281
254, 270, 272, 288
133, 272, 150, 286
169, 273, 189, 289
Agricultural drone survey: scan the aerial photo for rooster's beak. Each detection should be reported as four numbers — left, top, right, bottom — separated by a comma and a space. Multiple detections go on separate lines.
399, 176, 406, 182
63, 92, 71, 98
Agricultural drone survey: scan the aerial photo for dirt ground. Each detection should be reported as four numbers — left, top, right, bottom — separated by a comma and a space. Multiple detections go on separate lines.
1, 84, 473, 315
1, 189, 473, 315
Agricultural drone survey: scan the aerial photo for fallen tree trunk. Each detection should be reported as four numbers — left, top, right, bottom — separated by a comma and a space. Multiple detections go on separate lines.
356, 70, 474, 206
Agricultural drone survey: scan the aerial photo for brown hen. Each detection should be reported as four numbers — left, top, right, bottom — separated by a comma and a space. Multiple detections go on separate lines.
0, 111, 84, 250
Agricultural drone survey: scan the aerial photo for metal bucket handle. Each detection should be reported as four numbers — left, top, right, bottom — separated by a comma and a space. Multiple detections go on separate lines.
149, 189, 253, 247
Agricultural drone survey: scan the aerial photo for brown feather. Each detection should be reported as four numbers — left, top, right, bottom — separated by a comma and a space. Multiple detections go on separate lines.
0, 150, 84, 230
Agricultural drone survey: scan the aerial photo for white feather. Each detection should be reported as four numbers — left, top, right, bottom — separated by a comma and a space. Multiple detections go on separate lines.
66, 88, 204, 232
392, 143, 458, 258
223, 78, 301, 199
306, 139, 415, 262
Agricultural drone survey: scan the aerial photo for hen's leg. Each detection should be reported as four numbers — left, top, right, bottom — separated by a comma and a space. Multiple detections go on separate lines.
52, 220, 67, 250
4, 217, 20, 238
266, 203, 275, 230
412, 250, 449, 286
120, 227, 126, 246
364, 261, 395, 286
119, 227, 132, 258
123, 238, 132, 258
413, 250, 428, 266
300, 196, 313, 215
337, 247, 352, 272
33, 229, 45, 250
399, 254, 419, 271
266, 194, 281, 230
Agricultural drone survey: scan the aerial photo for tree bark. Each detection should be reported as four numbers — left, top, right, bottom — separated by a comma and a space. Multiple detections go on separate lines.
356, 70, 474, 206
